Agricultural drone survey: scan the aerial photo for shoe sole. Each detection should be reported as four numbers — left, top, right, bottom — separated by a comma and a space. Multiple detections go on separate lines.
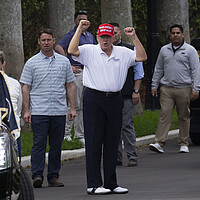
111, 190, 129, 194
149, 145, 163, 153
87, 192, 111, 195
48, 184, 64, 187
128, 163, 138, 167
179, 151, 189, 153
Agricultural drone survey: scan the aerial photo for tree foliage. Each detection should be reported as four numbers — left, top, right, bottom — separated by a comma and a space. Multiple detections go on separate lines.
131, 0, 147, 48
21, 0, 199, 61
189, 0, 200, 39
75, 0, 101, 37
22, 0, 48, 61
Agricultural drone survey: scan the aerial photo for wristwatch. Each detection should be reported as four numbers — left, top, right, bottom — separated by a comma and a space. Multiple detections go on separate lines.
133, 89, 140, 94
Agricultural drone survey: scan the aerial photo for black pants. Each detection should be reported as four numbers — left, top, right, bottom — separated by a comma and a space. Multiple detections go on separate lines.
83, 88, 123, 189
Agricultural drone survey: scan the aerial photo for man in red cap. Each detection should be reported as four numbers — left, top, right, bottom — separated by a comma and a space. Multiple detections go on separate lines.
68, 20, 147, 195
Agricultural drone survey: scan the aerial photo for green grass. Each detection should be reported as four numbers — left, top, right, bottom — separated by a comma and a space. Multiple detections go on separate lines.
134, 108, 178, 137
20, 108, 178, 156
21, 129, 83, 157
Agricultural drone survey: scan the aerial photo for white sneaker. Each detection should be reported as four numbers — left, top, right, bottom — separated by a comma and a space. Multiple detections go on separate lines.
87, 186, 111, 195
64, 136, 72, 141
79, 138, 85, 147
112, 186, 128, 194
179, 146, 189, 153
149, 143, 164, 153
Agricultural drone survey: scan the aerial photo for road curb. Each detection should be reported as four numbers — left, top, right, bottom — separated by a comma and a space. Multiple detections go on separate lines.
21, 129, 179, 168
136, 129, 179, 146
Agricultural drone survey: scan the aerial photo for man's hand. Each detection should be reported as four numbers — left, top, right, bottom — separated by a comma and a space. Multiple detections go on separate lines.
190, 91, 199, 101
79, 20, 90, 31
132, 92, 140, 105
124, 27, 136, 37
72, 66, 81, 74
124, 27, 147, 62
68, 108, 76, 121
24, 110, 31, 124
151, 89, 158, 97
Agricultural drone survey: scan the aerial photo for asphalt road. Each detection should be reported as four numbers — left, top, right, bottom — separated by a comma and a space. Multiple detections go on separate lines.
26, 138, 200, 200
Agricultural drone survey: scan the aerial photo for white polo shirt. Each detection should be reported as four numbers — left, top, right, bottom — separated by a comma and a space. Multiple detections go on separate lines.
72, 44, 136, 92
4, 73, 22, 139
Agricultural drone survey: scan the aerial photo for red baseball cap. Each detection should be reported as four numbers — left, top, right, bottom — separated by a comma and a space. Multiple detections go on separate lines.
97, 24, 114, 37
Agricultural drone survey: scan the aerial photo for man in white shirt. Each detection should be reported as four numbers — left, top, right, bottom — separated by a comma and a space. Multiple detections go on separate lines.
0, 51, 22, 162
68, 20, 147, 195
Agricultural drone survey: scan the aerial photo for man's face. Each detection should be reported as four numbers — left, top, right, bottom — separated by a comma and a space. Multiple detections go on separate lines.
38, 33, 55, 53
74, 14, 88, 27
97, 35, 114, 53
113, 26, 121, 45
170, 27, 184, 46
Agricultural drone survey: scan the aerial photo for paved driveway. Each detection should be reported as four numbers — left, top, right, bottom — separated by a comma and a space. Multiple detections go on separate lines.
27, 138, 200, 200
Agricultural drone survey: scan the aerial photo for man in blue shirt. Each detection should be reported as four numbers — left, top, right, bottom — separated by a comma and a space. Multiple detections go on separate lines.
20, 28, 76, 188
55, 10, 96, 144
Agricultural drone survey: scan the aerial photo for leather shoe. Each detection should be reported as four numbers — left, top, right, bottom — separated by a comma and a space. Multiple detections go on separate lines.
128, 159, 138, 167
87, 186, 111, 195
33, 176, 42, 188
112, 186, 128, 194
116, 161, 122, 166
48, 178, 64, 187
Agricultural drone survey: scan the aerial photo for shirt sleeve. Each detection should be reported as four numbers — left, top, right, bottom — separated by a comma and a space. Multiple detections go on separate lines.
17, 82, 22, 120
65, 58, 75, 83
19, 60, 33, 85
15, 81, 22, 133
134, 62, 144, 80
57, 32, 73, 51
151, 48, 164, 89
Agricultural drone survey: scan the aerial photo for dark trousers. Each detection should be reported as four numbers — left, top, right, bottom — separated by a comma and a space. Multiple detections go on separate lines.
31, 115, 66, 183
17, 137, 21, 163
83, 88, 123, 190
118, 99, 138, 162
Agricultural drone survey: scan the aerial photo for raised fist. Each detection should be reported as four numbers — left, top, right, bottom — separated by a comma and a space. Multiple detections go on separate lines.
124, 27, 136, 36
79, 20, 90, 30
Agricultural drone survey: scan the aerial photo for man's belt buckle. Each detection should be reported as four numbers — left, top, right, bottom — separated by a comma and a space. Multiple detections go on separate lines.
106, 92, 111, 96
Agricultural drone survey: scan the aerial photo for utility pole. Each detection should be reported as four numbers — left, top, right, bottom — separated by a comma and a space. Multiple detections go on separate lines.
145, 0, 160, 110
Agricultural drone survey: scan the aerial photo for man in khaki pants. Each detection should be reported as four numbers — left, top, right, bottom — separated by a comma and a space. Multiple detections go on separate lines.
149, 24, 200, 153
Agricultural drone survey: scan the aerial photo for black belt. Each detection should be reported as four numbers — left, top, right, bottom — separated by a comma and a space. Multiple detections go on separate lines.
86, 87, 121, 97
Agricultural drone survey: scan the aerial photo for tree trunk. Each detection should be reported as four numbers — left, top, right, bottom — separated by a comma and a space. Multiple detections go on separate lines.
48, 0, 75, 43
156, 0, 190, 45
101, 0, 143, 115
0, 0, 24, 80
101, 0, 133, 44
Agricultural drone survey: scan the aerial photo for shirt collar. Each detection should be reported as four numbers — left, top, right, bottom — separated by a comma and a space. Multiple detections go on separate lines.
97, 44, 119, 60
39, 50, 56, 60
168, 41, 186, 50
